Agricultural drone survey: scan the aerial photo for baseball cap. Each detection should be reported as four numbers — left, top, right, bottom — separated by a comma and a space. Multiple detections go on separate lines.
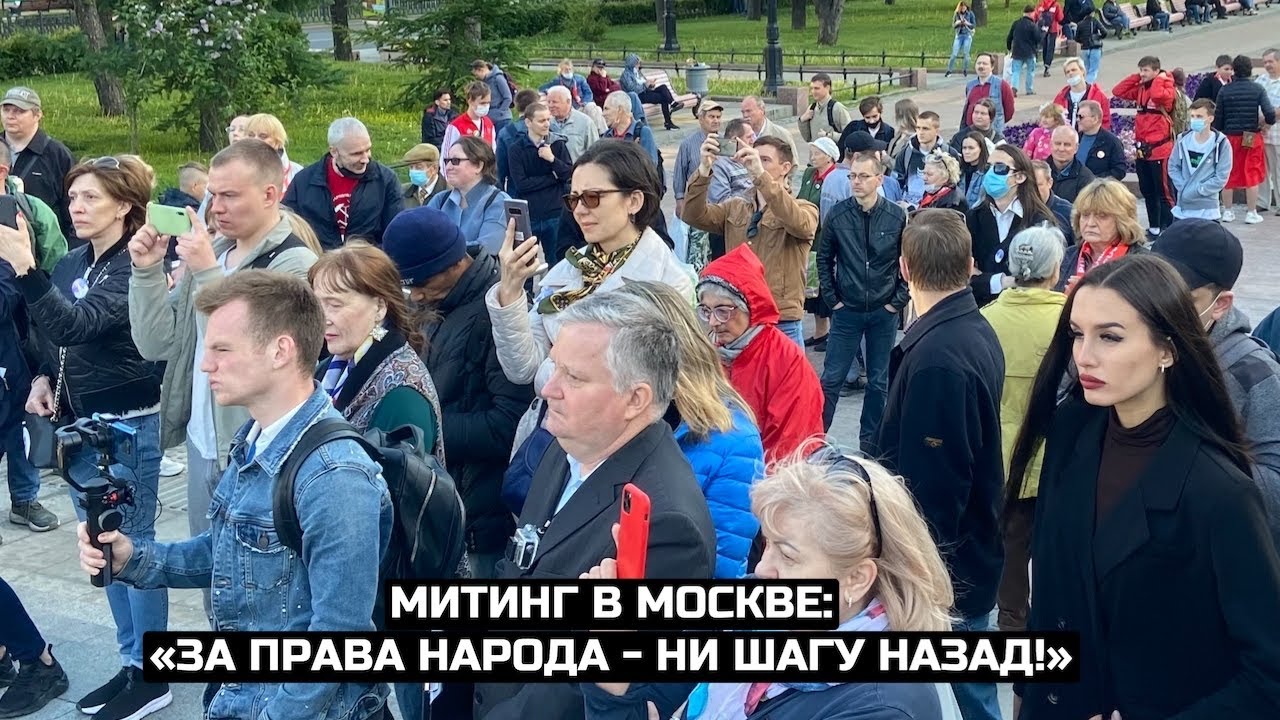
698, 100, 725, 115
1151, 218, 1243, 290
809, 137, 841, 164
2, 87, 40, 111
840, 130, 887, 156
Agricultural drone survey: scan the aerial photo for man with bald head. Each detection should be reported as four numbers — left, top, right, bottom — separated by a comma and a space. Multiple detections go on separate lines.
741, 95, 798, 162
1047, 124, 1095, 203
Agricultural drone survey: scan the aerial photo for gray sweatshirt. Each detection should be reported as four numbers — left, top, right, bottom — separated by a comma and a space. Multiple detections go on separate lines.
1211, 306, 1280, 547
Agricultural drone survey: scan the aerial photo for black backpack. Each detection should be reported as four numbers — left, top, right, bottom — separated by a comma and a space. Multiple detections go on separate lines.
806, 100, 847, 134
272, 419, 468, 625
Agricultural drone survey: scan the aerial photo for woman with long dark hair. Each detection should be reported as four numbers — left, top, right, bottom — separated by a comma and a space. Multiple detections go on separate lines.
966, 144, 1055, 307
1007, 254, 1280, 720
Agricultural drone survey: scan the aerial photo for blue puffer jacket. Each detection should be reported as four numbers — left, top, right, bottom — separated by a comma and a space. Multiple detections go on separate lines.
674, 406, 765, 578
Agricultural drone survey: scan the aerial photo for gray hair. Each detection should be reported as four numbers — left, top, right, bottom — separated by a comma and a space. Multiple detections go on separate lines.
327, 116, 370, 146
1051, 124, 1079, 144
604, 91, 633, 115
696, 280, 750, 315
546, 85, 572, 101
1008, 224, 1066, 285
558, 290, 679, 416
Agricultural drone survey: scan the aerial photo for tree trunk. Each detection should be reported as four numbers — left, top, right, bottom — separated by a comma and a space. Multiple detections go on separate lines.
747, 0, 762, 21
813, 0, 843, 44
331, 0, 355, 61
791, 0, 806, 30
198, 104, 222, 153
72, 0, 125, 116
974, 0, 989, 25
464, 17, 480, 44
655, 0, 663, 34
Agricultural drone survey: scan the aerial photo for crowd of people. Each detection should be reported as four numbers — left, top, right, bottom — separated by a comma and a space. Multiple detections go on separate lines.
1, 36, 1280, 720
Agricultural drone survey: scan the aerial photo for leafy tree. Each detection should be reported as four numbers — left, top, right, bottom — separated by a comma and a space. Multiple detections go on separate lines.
71, 0, 126, 116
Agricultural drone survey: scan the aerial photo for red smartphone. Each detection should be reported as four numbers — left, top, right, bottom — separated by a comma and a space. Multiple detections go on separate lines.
616, 483, 651, 579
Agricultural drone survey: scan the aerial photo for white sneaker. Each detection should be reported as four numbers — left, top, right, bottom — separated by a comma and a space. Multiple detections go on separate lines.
1245, 211, 1264, 224
159, 457, 184, 477
1221, 208, 1236, 222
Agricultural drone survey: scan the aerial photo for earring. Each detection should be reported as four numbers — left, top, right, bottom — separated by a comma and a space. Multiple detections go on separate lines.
1159, 363, 1167, 374
845, 595, 853, 608
627, 212, 636, 224
371, 324, 387, 342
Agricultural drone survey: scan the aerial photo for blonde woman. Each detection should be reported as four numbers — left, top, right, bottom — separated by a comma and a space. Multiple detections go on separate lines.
582, 447, 960, 720
616, 281, 765, 579
1056, 178, 1148, 292
243, 113, 304, 189
914, 149, 967, 213
281, 207, 325, 257
887, 98, 919, 162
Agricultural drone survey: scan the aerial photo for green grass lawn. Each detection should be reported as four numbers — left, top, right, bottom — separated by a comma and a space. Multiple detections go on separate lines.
531, 0, 1030, 69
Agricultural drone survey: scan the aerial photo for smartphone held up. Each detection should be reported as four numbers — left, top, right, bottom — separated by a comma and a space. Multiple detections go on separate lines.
505, 199, 548, 275
616, 483, 651, 580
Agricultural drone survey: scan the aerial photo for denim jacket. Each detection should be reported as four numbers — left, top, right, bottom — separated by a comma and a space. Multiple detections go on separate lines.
119, 386, 395, 720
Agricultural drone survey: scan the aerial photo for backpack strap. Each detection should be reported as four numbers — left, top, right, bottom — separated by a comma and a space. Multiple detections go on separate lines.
479, 187, 501, 215
248, 233, 308, 270
272, 417, 379, 554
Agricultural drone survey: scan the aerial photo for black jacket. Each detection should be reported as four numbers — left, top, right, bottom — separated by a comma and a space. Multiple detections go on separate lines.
816, 196, 910, 313
893, 137, 960, 190
475, 421, 716, 720
1049, 156, 1096, 203
1065, 0, 1097, 23
1081, 128, 1128, 180
0, 262, 31, 430
17, 238, 160, 418
1075, 14, 1105, 49
1054, 241, 1148, 291
422, 252, 533, 554
8, 129, 74, 243
1007, 16, 1044, 60
506, 133, 573, 221
841, 119, 897, 148
916, 184, 969, 213
1213, 79, 1277, 135
282, 156, 404, 250
967, 199, 1056, 306
1194, 74, 1228, 103
421, 105, 459, 148
1019, 400, 1280, 720
874, 290, 1005, 619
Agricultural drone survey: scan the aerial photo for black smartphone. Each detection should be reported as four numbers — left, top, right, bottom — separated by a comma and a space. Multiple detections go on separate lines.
504, 199, 547, 274
0, 195, 20, 230
716, 133, 738, 158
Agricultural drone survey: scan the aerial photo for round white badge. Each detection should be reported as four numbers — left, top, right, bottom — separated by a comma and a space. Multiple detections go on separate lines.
995, 249, 1005, 263
71, 277, 89, 299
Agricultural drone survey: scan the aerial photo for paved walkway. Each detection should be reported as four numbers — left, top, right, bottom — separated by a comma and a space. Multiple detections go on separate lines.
3, 12, 1280, 719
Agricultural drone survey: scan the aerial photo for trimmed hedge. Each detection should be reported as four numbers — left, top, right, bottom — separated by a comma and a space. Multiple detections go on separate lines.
598, 0, 734, 26
0, 30, 88, 79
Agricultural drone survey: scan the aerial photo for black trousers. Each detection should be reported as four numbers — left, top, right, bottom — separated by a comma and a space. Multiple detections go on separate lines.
1136, 157, 1174, 230
638, 86, 677, 124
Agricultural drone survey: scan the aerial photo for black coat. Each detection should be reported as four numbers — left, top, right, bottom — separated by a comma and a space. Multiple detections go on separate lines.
1049, 157, 1096, 203
1213, 79, 1277, 135
1018, 400, 1280, 720
8, 129, 75, 243
1194, 74, 1227, 103
475, 421, 716, 720
1054, 241, 1148, 292
0, 262, 31, 430
282, 156, 404, 250
1007, 16, 1044, 60
422, 252, 534, 554
816, 196, 910, 313
874, 290, 1005, 619
842, 119, 897, 148
506, 133, 573, 221
16, 239, 161, 418
1081, 128, 1128, 180
967, 199, 1056, 307
421, 105, 459, 148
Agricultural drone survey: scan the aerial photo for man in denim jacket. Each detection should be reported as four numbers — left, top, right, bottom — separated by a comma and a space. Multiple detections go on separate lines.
78, 270, 394, 720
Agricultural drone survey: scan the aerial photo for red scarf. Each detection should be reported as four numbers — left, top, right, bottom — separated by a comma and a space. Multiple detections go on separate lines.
1076, 239, 1130, 277
919, 186, 955, 208
450, 113, 496, 146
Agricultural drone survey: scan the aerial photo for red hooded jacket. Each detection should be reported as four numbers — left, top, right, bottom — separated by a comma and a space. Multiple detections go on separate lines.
700, 245, 824, 464
1112, 70, 1176, 161
1054, 81, 1112, 131
1035, 0, 1064, 34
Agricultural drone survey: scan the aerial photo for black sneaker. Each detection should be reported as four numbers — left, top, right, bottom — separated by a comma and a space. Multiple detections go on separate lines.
94, 667, 171, 720
0, 654, 14, 688
804, 334, 828, 348
0, 649, 69, 719
9, 501, 59, 532
77, 666, 130, 714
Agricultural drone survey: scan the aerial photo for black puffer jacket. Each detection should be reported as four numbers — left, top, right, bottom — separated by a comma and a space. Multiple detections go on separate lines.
422, 252, 534, 555
17, 238, 160, 418
1213, 79, 1276, 135
815, 196, 910, 313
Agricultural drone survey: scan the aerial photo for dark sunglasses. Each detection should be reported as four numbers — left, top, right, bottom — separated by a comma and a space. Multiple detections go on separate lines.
562, 188, 629, 212
442, 157, 469, 166
990, 161, 1011, 176
746, 209, 765, 239
806, 443, 883, 556
85, 156, 121, 170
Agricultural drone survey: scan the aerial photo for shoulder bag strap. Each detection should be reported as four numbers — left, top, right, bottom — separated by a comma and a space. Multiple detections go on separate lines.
272, 417, 366, 554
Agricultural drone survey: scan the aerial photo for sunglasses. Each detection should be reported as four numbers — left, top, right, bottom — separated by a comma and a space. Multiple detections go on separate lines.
84, 157, 121, 170
746, 209, 765, 239
805, 443, 883, 556
695, 304, 737, 324
442, 157, 470, 166
562, 188, 629, 212
991, 161, 1011, 176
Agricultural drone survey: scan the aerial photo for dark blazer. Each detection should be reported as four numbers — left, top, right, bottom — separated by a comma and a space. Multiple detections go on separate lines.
474, 421, 717, 720
967, 200, 1056, 307
1081, 129, 1128, 181
874, 290, 1006, 619
1049, 157, 1096, 203
8, 129, 75, 242
1019, 400, 1280, 720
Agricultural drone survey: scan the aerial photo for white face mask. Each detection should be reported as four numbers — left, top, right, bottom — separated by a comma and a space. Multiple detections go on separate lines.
1068, 74, 1084, 87
1198, 291, 1224, 329
475, 103, 491, 117
561, 72, 574, 80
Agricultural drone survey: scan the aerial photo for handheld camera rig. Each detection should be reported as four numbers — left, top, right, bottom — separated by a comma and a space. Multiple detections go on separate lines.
55, 415, 139, 588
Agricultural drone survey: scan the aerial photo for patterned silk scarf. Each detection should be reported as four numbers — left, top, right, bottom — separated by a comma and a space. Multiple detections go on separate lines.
537, 234, 641, 314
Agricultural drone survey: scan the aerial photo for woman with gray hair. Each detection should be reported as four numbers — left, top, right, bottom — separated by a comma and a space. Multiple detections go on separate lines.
914, 149, 968, 213
978, 223, 1066, 633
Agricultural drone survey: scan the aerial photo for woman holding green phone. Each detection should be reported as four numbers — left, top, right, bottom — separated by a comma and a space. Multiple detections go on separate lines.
0, 155, 174, 719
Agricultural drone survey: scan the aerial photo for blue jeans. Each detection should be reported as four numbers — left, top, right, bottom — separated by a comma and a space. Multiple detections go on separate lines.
820, 305, 897, 449
3, 423, 41, 505
951, 609, 1002, 720
776, 319, 805, 348
395, 683, 423, 720
1011, 57, 1036, 94
1152, 11, 1170, 29
531, 215, 561, 266
68, 412, 168, 668
1082, 48, 1102, 84
947, 34, 973, 73
0, 575, 45, 662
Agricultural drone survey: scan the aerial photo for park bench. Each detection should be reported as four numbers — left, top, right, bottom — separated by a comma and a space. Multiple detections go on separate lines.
1162, 0, 1186, 24
640, 69, 699, 120
1221, 0, 1242, 12
1121, 3, 1153, 29
14, 0, 73, 12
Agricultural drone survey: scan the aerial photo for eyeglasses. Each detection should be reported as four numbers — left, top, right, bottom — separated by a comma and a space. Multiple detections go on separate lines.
990, 161, 1011, 176
805, 443, 883, 556
746, 209, 764, 239
850, 172, 879, 183
695, 304, 737, 324
442, 157, 469, 166
562, 188, 629, 212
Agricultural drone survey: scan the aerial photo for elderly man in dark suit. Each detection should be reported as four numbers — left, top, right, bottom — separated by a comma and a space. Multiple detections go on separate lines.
473, 290, 717, 720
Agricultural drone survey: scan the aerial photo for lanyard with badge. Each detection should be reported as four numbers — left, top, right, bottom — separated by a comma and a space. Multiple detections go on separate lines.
71, 259, 112, 301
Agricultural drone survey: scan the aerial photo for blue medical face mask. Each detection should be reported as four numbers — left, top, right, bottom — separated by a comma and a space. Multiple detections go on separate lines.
1189, 117, 1207, 133
983, 166, 1012, 198
409, 169, 429, 186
